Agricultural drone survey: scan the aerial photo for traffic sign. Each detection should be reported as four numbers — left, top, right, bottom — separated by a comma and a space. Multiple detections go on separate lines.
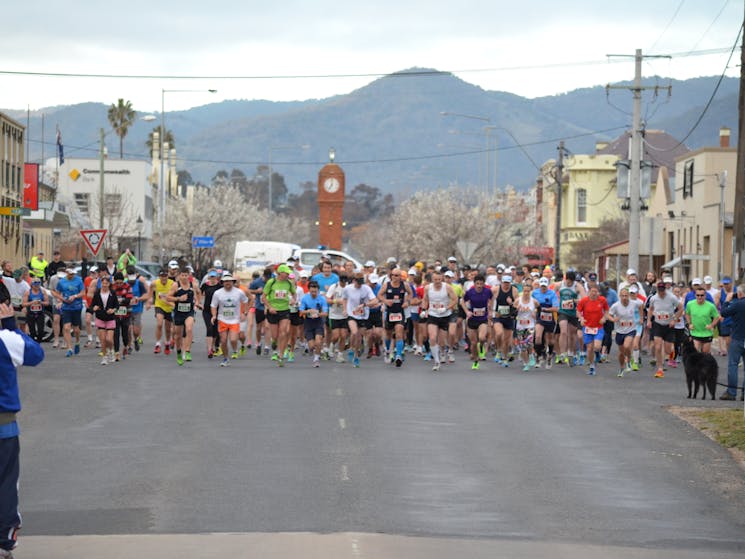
192, 235, 215, 248
0, 207, 31, 217
80, 229, 107, 256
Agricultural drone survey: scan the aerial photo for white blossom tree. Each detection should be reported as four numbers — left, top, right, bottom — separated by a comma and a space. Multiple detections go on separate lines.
158, 184, 310, 271
360, 186, 535, 266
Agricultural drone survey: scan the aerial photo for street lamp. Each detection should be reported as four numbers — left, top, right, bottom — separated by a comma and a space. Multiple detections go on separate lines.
157, 88, 216, 262
268, 144, 310, 213
136, 215, 143, 259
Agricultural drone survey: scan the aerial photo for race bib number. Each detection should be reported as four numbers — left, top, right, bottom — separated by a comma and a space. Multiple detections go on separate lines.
389, 312, 403, 322
222, 308, 235, 318
115, 306, 128, 316
584, 326, 599, 335
308, 309, 319, 319
29, 302, 42, 312
540, 311, 553, 322
473, 307, 486, 317
655, 311, 670, 322
619, 319, 634, 328
177, 302, 191, 313
431, 302, 446, 311
561, 300, 575, 310
274, 289, 288, 300
497, 305, 511, 316
519, 318, 532, 327
11, 296, 21, 306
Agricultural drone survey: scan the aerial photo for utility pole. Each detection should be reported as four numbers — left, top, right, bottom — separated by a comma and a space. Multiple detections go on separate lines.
733, 6, 745, 281
607, 49, 671, 273
554, 141, 564, 271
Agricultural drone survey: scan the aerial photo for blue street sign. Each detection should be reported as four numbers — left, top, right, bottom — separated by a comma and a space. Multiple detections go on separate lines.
192, 235, 215, 248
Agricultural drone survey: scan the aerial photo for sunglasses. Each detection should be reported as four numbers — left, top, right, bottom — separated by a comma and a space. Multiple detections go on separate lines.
695, 294, 706, 297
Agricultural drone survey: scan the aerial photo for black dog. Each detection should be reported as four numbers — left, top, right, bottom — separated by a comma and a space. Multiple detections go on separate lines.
681, 337, 718, 400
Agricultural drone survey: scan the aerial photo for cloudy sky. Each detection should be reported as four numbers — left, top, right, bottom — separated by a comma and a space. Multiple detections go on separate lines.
2, 0, 742, 112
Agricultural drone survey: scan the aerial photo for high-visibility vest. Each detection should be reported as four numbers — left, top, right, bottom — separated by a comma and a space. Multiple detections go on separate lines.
30, 256, 48, 279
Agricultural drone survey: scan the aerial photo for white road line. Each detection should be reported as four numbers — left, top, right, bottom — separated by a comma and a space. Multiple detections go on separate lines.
350, 536, 362, 557
341, 464, 350, 481
338, 417, 346, 430
335, 388, 344, 396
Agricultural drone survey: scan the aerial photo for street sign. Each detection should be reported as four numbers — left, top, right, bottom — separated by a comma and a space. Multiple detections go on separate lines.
192, 235, 215, 248
456, 240, 478, 263
80, 229, 107, 256
0, 207, 31, 217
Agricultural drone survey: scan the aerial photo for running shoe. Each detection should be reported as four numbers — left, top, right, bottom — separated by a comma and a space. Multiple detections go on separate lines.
98, 350, 105, 357
447, 352, 455, 364
65, 349, 73, 358
424, 353, 432, 361
101, 357, 108, 366
52, 341, 59, 349
617, 368, 624, 378
134, 338, 140, 352
631, 359, 639, 371
522, 363, 530, 372
74, 343, 80, 355
528, 355, 536, 367
348, 349, 355, 362
283, 349, 290, 360
239, 345, 246, 356
184, 352, 192, 362
562, 355, 570, 366
220, 358, 229, 367
164, 345, 171, 356
668, 358, 678, 369
555, 354, 562, 364
313, 358, 320, 368
336, 352, 345, 363
287, 352, 295, 363
277, 358, 284, 368
256, 346, 262, 356
231, 352, 239, 360
587, 366, 596, 376
263, 346, 270, 356
432, 361, 441, 371
215, 347, 223, 356
534, 357, 542, 369
115, 352, 120, 362
545, 356, 553, 370
208, 349, 214, 359
271, 352, 279, 361
395, 354, 403, 367
654, 369, 665, 378
471, 361, 480, 371
85, 339, 93, 348
353, 356, 360, 368
501, 361, 509, 368
177, 353, 184, 366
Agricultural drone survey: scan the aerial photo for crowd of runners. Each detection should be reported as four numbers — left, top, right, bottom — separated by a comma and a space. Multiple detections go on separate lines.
9, 248, 740, 392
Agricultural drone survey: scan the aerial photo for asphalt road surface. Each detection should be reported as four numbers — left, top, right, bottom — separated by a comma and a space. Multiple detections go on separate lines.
14, 313, 745, 558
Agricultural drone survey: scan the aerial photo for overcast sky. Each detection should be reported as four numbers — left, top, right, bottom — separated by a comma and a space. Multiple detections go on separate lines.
1, 0, 742, 112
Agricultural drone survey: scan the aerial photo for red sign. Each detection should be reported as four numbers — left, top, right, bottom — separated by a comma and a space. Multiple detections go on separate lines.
80, 229, 107, 256
23, 163, 39, 210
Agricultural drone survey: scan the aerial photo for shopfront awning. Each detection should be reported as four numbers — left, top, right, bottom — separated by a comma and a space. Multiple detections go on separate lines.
661, 256, 681, 269
661, 254, 709, 269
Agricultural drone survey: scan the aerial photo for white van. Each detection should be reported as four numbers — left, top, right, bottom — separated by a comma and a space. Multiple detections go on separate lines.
293, 248, 363, 272
233, 241, 301, 281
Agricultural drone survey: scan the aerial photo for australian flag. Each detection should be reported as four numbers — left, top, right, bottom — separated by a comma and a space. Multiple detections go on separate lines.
56, 128, 64, 165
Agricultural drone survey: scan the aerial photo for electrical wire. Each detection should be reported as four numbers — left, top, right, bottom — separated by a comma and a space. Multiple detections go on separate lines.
648, 0, 686, 54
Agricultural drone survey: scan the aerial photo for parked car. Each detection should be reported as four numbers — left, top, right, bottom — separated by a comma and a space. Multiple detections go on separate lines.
293, 248, 363, 272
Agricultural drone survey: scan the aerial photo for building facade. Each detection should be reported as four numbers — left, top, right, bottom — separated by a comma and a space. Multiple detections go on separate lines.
0, 112, 25, 265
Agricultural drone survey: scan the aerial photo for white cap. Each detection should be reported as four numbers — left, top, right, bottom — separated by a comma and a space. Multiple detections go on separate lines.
408, 267, 418, 276
496, 264, 505, 271
168, 260, 179, 269
365, 260, 376, 267
213, 259, 223, 268
447, 256, 457, 262
626, 268, 637, 276
692, 277, 702, 286
386, 257, 397, 264
502, 275, 513, 283
628, 285, 639, 293
663, 276, 673, 284
221, 273, 235, 282
530, 271, 540, 278
299, 269, 309, 278
444, 270, 455, 278
539, 277, 550, 286
704, 275, 713, 284
368, 273, 380, 283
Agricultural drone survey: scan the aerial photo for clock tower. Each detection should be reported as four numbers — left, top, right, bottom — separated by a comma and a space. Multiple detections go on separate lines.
317, 149, 345, 250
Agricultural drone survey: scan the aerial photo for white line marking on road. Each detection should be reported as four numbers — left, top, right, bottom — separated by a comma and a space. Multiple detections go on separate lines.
335, 388, 344, 396
338, 417, 346, 430
351, 537, 362, 557
341, 464, 350, 481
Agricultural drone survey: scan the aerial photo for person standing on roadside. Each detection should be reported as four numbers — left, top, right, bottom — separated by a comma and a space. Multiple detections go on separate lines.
719, 283, 745, 401
0, 301, 45, 558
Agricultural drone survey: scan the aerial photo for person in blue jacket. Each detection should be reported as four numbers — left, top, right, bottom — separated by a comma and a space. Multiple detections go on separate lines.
0, 302, 45, 556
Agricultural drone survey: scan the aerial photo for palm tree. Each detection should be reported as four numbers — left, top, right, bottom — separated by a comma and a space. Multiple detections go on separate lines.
107, 99, 136, 159
146, 127, 175, 157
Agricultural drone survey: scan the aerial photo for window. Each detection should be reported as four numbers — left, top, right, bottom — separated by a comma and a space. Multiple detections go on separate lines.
105, 193, 121, 215
74, 193, 90, 215
576, 188, 587, 224
682, 159, 694, 198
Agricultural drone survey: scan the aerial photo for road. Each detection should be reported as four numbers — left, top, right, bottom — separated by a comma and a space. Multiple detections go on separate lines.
14, 313, 745, 558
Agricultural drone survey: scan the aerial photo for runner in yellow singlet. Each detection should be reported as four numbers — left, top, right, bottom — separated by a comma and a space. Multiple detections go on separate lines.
146, 268, 175, 355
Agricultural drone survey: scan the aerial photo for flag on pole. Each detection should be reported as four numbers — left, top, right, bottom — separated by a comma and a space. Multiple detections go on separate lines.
56, 128, 64, 165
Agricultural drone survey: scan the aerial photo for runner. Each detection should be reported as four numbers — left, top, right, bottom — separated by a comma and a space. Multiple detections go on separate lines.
200, 269, 222, 358
82, 266, 98, 347
22, 278, 49, 343
248, 267, 272, 357
443, 270, 464, 363
343, 272, 379, 367
111, 272, 133, 362
326, 274, 349, 362
147, 268, 175, 355
299, 280, 329, 367
210, 272, 249, 367
422, 270, 457, 371
577, 284, 609, 376
532, 277, 559, 369
556, 270, 586, 366
461, 274, 492, 371
491, 274, 519, 367
126, 265, 149, 353
628, 286, 647, 370
646, 281, 684, 379
515, 282, 540, 371
379, 267, 413, 367
608, 287, 644, 376
52, 267, 85, 357
89, 275, 118, 365
166, 266, 200, 365
262, 264, 297, 367
685, 286, 719, 354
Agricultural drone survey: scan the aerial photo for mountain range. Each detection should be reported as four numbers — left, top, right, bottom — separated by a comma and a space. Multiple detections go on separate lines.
5, 69, 740, 198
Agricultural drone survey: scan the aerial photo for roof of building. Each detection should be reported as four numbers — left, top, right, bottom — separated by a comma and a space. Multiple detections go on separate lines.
597, 130, 689, 177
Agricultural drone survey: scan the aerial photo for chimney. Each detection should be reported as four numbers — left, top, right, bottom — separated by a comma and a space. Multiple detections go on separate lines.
595, 141, 608, 153
720, 126, 731, 148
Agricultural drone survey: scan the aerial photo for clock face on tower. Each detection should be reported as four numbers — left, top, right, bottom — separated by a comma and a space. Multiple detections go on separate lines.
323, 177, 340, 193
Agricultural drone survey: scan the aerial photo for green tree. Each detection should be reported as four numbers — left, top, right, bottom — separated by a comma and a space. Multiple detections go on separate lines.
146, 127, 175, 157
107, 99, 136, 159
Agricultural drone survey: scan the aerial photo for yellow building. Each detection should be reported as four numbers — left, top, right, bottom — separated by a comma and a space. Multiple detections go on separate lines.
0, 112, 25, 265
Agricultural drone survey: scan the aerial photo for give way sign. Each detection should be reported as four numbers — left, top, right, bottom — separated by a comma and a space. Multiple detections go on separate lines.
80, 229, 107, 256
